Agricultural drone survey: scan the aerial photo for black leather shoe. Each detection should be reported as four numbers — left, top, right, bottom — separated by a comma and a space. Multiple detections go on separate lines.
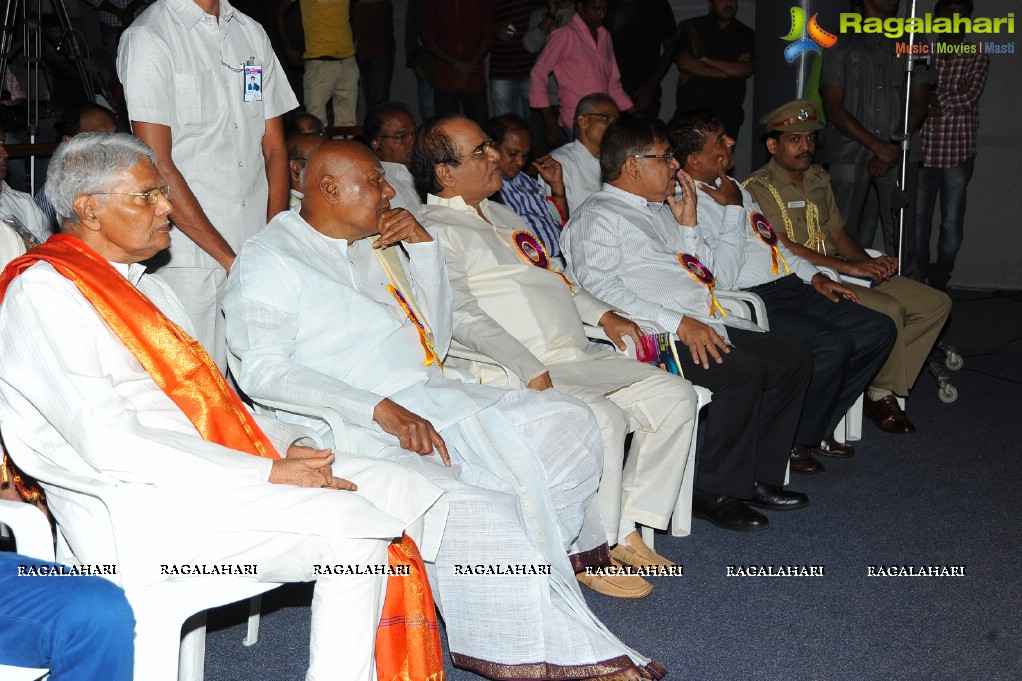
790, 445, 825, 475
809, 436, 856, 458
747, 482, 809, 511
693, 494, 769, 532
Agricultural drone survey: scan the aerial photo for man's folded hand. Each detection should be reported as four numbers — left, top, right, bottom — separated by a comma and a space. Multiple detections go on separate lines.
270, 454, 357, 490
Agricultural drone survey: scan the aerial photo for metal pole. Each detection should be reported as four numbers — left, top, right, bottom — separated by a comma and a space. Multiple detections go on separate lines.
795, 0, 813, 99
895, 0, 921, 276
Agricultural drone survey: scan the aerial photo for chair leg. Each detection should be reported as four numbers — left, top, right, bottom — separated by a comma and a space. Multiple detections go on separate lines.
178, 611, 207, 681
243, 595, 262, 646
846, 394, 863, 442
133, 610, 186, 681
670, 388, 707, 538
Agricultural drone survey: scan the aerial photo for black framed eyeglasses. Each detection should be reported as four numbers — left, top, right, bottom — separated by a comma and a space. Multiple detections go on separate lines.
632, 153, 674, 162
90, 184, 171, 205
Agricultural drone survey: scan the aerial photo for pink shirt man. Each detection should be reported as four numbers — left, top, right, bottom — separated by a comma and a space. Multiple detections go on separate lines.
529, 13, 632, 130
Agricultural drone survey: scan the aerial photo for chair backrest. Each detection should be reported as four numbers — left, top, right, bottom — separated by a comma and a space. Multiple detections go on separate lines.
6, 450, 139, 589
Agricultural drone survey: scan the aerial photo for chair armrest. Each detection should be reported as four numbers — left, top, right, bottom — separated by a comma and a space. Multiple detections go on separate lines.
716, 289, 770, 331
583, 324, 639, 360
226, 350, 352, 450
250, 399, 351, 452
445, 341, 526, 389
0, 498, 53, 561
815, 265, 841, 283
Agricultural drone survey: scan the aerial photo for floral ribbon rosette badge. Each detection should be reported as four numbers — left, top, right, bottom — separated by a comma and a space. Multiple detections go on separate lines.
750, 211, 790, 276
678, 253, 727, 318
511, 230, 575, 292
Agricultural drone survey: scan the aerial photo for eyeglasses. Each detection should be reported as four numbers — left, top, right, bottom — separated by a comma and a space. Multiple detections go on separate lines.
90, 184, 171, 205
581, 113, 618, 124
632, 153, 675, 162
453, 138, 495, 162
378, 130, 416, 143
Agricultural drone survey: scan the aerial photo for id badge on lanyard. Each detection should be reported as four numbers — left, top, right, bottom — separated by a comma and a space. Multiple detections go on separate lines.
243, 62, 263, 102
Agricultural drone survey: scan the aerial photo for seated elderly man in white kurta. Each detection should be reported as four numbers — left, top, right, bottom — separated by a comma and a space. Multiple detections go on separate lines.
0, 133, 444, 681
222, 140, 665, 681
414, 115, 698, 599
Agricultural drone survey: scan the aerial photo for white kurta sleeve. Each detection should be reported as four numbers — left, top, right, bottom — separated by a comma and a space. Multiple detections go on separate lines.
440, 234, 549, 384
0, 269, 273, 484
566, 266, 614, 327
224, 241, 387, 431
402, 233, 454, 355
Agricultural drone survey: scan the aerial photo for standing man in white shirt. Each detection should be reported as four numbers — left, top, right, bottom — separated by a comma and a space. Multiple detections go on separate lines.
415, 114, 698, 597
562, 116, 812, 532
117, 0, 298, 370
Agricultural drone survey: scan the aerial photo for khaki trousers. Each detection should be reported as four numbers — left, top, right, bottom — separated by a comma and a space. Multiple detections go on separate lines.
853, 276, 951, 395
303, 57, 360, 127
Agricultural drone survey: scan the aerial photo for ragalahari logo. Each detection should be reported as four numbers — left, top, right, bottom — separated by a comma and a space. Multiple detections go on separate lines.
782, 7, 838, 62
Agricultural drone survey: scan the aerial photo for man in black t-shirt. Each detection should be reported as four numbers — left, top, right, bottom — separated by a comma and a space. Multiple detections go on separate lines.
605, 0, 676, 120
675, 0, 754, 139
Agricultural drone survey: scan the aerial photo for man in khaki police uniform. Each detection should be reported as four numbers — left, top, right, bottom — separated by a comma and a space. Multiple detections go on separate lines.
745, 99, 951, 435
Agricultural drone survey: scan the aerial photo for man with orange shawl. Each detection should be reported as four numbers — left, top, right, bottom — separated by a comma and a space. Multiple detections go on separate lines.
0, 132, 444, 681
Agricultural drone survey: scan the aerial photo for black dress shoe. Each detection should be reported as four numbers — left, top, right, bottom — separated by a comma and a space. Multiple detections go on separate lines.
747, 482, 809, 511
693, 494, 769, 532
809, 436, 855, 458
790, 445, 825, 475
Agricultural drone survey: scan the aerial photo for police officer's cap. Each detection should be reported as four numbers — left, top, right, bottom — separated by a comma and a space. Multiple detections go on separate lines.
760, 99, 824, 133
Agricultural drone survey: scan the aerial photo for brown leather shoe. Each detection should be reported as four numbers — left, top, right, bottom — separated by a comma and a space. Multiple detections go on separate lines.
809, 436, 855, 458
790, 445, 825, 475
576, 559, 653, 599
611, 531, 675, 569
864, 394, 917, 434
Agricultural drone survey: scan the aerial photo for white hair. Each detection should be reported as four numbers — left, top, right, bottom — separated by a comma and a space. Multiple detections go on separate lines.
45, 132, 157, 229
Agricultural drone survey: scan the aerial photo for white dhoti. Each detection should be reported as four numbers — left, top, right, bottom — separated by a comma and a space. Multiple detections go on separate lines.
341, 389, 663, 678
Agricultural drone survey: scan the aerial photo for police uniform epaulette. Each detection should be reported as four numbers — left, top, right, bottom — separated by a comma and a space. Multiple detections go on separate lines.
742, 168, 771, 188
807, 164, 830, 181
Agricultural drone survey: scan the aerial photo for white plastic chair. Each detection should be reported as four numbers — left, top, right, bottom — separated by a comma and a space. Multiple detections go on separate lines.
227, 352, 353, 452
7, 453, 281, 681
0, 499, 52, 681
